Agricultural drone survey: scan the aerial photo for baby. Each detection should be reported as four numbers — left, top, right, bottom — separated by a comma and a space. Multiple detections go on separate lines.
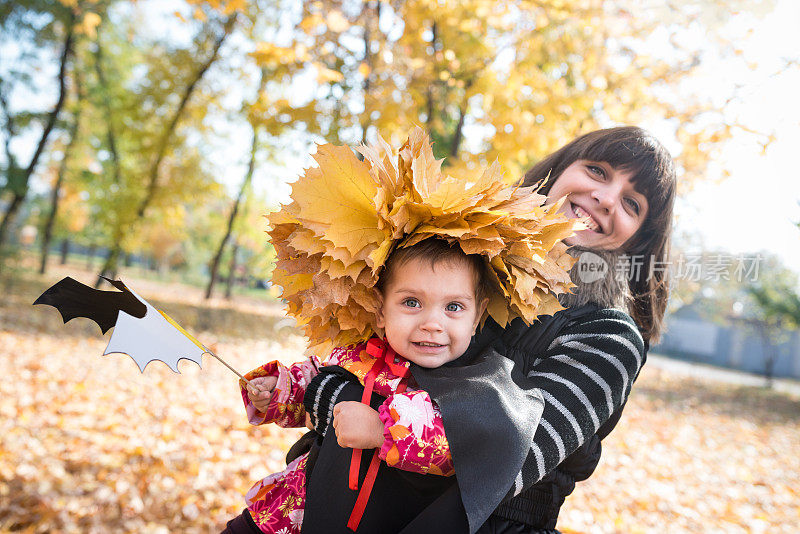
224, 237, 489, 534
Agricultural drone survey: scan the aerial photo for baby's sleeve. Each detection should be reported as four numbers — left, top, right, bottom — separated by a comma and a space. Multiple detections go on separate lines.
239, 356, 320, 427
377, 390, 455, 476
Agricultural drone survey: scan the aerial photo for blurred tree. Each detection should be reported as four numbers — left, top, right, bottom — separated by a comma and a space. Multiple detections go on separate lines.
95, 5, 238, 284
743, 260, 800, 386
0, 0, 80, 249
233, 190, 276, 287
205, 66, 267, 299
1, 0, 782, 289
38, 62, 85, 273
205, 0, 316, 298
669, 246, 800, 386
242, 0, 775, 184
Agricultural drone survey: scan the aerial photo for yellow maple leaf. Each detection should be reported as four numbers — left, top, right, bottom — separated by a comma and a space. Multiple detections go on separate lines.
291, 144, 383, 257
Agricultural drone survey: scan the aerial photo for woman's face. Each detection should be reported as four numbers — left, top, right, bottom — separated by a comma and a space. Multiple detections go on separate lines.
548, 160, 649, 251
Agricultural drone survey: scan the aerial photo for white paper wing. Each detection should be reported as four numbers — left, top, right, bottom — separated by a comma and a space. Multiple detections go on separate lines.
103, 287, 208, 373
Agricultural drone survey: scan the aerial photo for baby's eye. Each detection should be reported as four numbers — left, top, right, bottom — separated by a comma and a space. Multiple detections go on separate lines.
624, 197, 640, 215
402, 298, 421, 308
446, 302, 464, 312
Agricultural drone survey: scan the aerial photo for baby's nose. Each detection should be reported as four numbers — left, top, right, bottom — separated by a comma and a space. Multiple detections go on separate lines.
419, 314, 444, 331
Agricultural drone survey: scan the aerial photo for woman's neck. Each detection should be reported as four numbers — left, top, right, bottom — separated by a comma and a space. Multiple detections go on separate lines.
558, 246, 630, 310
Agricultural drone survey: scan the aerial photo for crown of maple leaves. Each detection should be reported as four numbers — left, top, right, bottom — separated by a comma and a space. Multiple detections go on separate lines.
268, 127, 581, 356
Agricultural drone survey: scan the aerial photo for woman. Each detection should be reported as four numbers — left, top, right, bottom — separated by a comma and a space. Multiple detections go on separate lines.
303, 126, 676, 533
475, 125, 675, 532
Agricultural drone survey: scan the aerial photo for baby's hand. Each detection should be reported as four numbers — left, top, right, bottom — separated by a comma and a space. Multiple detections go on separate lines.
246, 376, 278, 413
332, 401, 384, 449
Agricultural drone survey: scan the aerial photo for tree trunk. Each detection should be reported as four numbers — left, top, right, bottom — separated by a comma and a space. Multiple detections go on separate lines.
0, 89, 18, 184
96, 242, 121, 286
40, 71, 83, 274
0, 89, 20, 229
450, 106, 466, 158
60, 239, 70, 264
0, 12, 75, 249
206, 77, 260, 299
225, 241, 239, 299
93, 28, 122, 185
424, 21, 438, 135
449, 76, 475, 159
360, 0, 380, 145
763, 337, 777, 388
0, 195, 24, 248
758, 325, 777, 388
136, 14, 236, 221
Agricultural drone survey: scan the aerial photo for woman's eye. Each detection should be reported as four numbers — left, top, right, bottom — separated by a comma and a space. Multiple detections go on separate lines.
402, 298, 421, 308
446, 302, 464, 312
624, 197, 640, 215
586, 164, 605, 179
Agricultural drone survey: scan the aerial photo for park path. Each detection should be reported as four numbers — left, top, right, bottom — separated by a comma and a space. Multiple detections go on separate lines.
647, 353, 800, 397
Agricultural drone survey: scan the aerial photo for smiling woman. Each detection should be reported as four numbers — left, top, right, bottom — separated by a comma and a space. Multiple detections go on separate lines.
548, 160, 648, 250
524, 126, 676, 344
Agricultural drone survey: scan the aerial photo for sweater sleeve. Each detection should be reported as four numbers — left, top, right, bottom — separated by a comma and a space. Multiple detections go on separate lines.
377, 390, 455, 476
303, 366, 353, 436
503, 308, 645, 500
239, 357, 320, 427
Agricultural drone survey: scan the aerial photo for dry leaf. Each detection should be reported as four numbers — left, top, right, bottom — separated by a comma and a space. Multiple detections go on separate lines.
267, 128, 581, 355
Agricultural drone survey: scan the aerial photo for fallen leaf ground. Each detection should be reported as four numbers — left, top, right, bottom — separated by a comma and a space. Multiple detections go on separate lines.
1, 263, 798, 533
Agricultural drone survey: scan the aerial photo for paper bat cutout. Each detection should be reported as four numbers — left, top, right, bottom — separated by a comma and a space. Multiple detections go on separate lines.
34, 276, 210, 373
33, 276, 147, 334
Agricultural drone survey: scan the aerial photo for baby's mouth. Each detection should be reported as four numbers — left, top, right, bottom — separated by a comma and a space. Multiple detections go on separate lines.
571, 203, 602, 233
413, 342, 445, 347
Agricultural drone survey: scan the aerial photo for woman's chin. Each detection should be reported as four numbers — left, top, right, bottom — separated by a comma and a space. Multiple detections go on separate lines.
565, 231, 600, 249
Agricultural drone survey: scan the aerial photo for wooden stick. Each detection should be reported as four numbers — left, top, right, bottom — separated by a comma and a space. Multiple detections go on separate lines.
207, 350, 251, 387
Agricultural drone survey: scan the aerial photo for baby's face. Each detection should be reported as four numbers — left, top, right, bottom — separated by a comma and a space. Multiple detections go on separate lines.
376, 257, 486, 368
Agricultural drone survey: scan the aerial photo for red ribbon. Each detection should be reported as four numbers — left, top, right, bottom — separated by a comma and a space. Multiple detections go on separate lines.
346, 338, 408, 531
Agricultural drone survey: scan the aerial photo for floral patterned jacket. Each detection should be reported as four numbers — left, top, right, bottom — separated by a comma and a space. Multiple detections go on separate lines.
239, 337, 454, 477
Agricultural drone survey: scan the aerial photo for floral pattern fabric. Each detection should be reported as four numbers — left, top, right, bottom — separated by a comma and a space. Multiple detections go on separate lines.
378, 390, 454, 476
244, 455, 307, 534
239, 356, 321, 427
238, 339, 453, 533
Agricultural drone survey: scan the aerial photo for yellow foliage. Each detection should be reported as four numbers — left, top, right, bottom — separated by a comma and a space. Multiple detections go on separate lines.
78, 12, 101, 39
325, 10, 349, 33
268, 128, 580, 355
315, 65, 345, 84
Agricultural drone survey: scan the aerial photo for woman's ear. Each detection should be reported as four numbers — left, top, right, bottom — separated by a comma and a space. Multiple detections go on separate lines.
374, 288, 386, 329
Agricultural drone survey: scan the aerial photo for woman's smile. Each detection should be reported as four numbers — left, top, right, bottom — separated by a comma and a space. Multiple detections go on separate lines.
548, 160, 648, 250
570, 203, 602, 232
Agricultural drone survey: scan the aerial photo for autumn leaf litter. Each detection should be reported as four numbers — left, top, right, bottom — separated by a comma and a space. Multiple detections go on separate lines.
2, 272, 799, 533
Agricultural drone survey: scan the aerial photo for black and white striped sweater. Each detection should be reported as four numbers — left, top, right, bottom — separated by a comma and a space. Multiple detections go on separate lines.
503, 307, 645, 500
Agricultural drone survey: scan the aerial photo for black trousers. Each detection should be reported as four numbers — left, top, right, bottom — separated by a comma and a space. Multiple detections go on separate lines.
220, 509, 261, 534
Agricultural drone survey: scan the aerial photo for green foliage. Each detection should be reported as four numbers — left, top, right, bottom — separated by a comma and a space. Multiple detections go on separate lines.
746, 268, 800, 330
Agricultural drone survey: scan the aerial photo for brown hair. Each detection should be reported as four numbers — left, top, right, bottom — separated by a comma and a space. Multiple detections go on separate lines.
522, 126, 676, 343
377, 238, 492, 304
